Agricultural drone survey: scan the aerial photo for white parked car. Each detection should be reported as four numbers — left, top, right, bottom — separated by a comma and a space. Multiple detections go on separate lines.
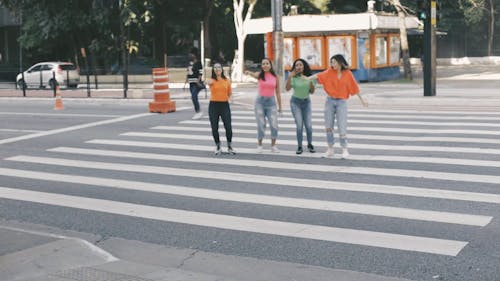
16, 62, 80, 89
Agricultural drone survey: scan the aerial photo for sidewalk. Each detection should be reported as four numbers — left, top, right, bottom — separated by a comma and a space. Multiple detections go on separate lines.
231, 64, 500, 111
0, 220, 412, 281
1, 64, 499, 111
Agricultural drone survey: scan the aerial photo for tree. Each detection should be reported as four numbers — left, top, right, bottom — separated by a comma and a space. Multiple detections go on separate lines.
232, 0, 257, 82
461, 0, 496, 55
388, 0, 413, 79
327, 0, 366, 13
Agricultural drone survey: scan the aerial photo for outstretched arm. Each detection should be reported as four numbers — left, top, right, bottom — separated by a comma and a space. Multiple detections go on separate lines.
305, 73, 319, 81
244, 70, 259, 79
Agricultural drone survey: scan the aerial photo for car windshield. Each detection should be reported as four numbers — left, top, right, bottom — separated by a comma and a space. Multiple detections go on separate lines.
60, 64, 76, 70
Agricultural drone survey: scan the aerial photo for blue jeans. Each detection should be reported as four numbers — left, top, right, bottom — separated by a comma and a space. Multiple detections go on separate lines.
189, 83, 202, 112
324, 96, 348, 148
254, 96, 278, 140
290, 96, 313, 147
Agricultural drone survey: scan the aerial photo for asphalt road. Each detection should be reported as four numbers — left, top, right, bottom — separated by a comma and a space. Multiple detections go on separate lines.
0, 92, 499, 281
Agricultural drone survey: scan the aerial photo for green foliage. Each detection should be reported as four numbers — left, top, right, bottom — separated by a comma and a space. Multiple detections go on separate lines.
1, 0, 499, 70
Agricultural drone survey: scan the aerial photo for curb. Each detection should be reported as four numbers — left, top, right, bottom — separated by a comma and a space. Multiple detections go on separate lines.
0, 221, 415, 281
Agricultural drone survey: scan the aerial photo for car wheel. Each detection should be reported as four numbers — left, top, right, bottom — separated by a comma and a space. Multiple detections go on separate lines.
49, 79, 58, 89
17, 79, 27, 90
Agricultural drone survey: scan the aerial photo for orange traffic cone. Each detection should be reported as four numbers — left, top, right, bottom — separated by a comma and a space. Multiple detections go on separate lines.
54, 86, 64, 110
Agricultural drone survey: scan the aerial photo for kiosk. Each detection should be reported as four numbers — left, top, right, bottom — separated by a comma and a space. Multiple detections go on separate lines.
245, 12, 419, 82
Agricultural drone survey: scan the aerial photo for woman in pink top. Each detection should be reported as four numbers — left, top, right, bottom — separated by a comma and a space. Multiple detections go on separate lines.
245, 58, 282, 153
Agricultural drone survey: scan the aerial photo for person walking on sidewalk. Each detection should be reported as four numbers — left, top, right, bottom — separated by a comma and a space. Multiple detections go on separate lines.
285, 58, 316, 155
309, 54, 367, 159
206, 63, 235, 155
245, 58, 282, 153
187, 48, 204, 120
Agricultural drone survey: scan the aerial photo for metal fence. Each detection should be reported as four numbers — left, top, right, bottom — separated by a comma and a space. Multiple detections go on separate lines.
0, 65, 215, 100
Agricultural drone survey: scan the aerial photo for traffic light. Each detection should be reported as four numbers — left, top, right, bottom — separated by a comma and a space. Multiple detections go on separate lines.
418, 9, 427, 21
417, 0, 427, 21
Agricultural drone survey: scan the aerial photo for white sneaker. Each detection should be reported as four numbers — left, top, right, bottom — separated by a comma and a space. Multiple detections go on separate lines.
341, 148, 350, 159
214, 146, 222, 155
322, 148, 334, 158
256, 146, 263, 153
192, 112, 203, 120
271, 145, 280, 153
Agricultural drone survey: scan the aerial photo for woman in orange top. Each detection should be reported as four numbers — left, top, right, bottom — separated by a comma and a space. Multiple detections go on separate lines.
310, 54, 367, 159
206, 63, 235, 155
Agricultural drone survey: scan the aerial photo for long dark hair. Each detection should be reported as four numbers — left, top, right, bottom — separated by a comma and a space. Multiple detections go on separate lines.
258, 58, 276, 81
211, 63, 227, 80
291, 58, 312, 76
331, 54, 349, 71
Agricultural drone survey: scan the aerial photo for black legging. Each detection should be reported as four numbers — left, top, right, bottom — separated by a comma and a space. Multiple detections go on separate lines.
208, 101, 232, 145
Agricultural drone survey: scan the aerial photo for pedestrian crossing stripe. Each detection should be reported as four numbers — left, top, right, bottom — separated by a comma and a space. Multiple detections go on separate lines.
120, 132, 500, 156
181, 120, 500, 136
256, 110, 500, 123
151, 126, 500, 145
87, 138, 500, 168
6, 154, 500, 204
232, 109, 500, 116
0, 166, 491, 227
2, 107, 499, 259
46, 145, 500, 185
0, 186, 469, 256
227, 115, 500, 128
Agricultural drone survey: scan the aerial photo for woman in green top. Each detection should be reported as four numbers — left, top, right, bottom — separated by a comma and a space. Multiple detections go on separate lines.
285, 58, 316, 154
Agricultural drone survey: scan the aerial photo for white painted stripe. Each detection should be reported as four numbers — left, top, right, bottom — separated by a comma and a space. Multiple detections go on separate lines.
0, 112, 122, 117
347, 114, 500, 122
2, 165, 491, 227
328, 109, 500, 115
0, 129, 42, 133
231, 109, 500, 116
121, 132, 500, 156
153, 74, 168, 79
48, 141, 500, 183
181, 120, 500, 136
151, 126, 500, 145
10, 154, 500, 204
0, 186, 468, 256
47, 146, 500, 213
0, 113, 151, 145
154, 82, 169, 86
231, 111, 500, 121
228, 115, 500, 128
47, 145, 500, 186
88, 139, 500, 168
153, 90, 170, 94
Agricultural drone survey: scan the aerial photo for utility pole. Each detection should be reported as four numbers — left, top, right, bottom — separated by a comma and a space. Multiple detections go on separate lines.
119, 0, 128, 98
271, 0, 284, 94
423, 0, 437, 96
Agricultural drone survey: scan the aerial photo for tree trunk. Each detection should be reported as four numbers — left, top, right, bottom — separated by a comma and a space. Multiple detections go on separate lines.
487, 0, 494, 56
392, 0, 412, 80
231, 38, 245, 82
231, 0, 257, 82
